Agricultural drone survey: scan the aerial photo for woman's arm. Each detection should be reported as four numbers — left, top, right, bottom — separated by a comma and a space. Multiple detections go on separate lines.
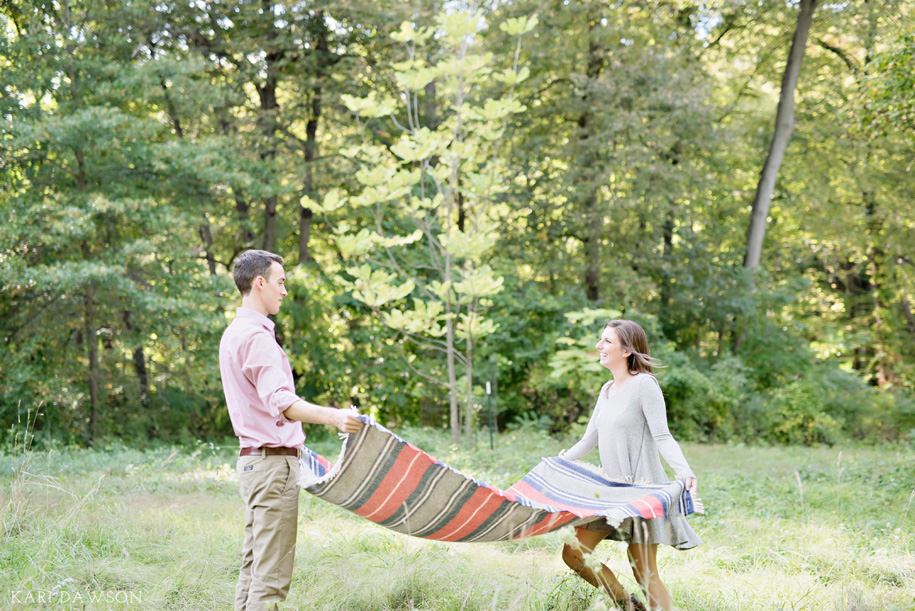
639, 376, 696, 479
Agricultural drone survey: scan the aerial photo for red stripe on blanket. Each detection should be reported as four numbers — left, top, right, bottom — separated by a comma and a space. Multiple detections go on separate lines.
424, 487, 505, 541
634, 494, 665, 518
352, 449, 431, 522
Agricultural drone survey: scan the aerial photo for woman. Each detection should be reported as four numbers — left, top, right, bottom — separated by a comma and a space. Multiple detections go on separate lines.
560, 319, 699, 611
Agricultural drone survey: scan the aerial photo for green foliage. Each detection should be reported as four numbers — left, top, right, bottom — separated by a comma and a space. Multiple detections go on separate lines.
766, 379, 845, 446
658, 355, 747, 442
1, 0, 914, 447
278, 264, 421, 429
736, 366, 904, 446
863, 26, 915, 139
327, 8, 536, 443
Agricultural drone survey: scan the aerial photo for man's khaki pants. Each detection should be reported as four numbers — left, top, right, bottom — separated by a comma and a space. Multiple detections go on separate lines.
235, 454, 300, 611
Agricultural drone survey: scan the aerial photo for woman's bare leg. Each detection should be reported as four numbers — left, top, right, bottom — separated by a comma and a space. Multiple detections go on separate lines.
562, 527, 630, 601
627, 543, 672, 611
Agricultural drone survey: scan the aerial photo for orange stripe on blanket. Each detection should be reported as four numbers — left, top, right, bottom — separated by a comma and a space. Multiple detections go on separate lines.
353, 450, 431, 522
424, 487, 506, 541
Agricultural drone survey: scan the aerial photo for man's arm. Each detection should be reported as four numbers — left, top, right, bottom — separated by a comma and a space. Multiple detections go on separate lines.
283, 400, 363, 434
240, 332, 363, 435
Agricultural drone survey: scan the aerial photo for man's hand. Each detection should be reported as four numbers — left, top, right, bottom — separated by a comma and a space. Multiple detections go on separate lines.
334, 409, 363, 434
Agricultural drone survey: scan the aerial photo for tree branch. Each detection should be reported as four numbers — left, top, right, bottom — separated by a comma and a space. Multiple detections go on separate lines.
815, 37, 860, 74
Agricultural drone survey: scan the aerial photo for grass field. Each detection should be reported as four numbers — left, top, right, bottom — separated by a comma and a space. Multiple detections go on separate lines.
1, 426, 913, 610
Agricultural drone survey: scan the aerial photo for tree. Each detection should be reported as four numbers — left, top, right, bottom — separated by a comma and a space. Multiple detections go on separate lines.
743, 0, 819, 269
0, 0, 227, 442
314, 12, 536, 444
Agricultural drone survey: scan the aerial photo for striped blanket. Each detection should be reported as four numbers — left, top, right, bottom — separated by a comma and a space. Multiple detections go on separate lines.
298, 416, 700, 543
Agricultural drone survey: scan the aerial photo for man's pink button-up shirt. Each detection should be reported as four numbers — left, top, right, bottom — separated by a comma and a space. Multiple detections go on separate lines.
219, 307, 306, 449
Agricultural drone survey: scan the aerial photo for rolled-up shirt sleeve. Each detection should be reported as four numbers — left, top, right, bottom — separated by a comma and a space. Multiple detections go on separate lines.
241, 332, 302, 419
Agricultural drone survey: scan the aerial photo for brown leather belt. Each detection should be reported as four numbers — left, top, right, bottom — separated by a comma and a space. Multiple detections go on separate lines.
239, 446, 300, 457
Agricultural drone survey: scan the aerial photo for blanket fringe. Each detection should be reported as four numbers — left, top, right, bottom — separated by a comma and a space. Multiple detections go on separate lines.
298, 432, 351, 488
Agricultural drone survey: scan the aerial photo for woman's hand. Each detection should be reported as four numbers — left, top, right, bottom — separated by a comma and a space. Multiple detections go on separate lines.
685, 477, 698, 496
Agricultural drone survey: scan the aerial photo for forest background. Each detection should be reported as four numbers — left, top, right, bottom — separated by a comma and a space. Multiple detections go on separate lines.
2, 0, 914, 450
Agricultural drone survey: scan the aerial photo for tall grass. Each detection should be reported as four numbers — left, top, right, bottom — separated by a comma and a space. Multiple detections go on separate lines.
1, 424, 913, 610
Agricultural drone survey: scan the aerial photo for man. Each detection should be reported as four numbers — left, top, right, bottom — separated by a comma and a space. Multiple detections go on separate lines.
219, 249, 362, 610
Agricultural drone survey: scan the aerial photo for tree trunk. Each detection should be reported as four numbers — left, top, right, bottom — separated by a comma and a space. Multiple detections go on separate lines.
132, 345, 148, 404
199, 221, 218, 275
457, 172, 466, 233
900, 298, 915, 338
299, 90, 320, 263
213, 111, 255, 246
84, 286, 101, 444
445, 37, 464, 446
424, 80, 438, 130
864, 192, 892, 384
298, 10, 338, 264
160, 75, 184, 138
463, 332, 473, 445
859, 3, 891, 385
579, 19, 605, 302
659, 212, 675, 330
234, 192, 254, 245
258, 0, 282, 253
446, 139, 461, 446
122, 310, 149, 407
840, 259, 874, 374
261, 168, 278, 252
743, 0, 818, 268
446, 313, 460, 446
147, 37, 184, 138
444, 158, 460, 444
658, 141, 681, 337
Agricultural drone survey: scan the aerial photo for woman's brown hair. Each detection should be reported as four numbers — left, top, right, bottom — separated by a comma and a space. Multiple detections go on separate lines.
604, 319, 661, 375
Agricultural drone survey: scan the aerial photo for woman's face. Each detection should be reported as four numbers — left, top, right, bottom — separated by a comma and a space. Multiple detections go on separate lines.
595, 327, 630, 371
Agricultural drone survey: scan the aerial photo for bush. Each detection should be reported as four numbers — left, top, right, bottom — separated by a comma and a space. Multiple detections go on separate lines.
891, 391, 915, 445
734, 364, 904, 446
766, 379, 844, 445
657, 354, 747, 442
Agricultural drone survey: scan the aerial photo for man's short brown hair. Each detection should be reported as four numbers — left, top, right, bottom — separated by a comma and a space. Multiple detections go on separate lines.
233, 250, 283, 295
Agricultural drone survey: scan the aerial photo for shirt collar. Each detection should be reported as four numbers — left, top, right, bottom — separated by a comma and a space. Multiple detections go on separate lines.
235, 307, 275, 332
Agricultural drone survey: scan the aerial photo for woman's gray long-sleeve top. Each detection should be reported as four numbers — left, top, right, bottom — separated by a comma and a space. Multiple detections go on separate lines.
563, 373, 695, 484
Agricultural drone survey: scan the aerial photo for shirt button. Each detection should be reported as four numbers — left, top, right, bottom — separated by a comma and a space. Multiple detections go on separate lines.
276, 420, 284, 427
